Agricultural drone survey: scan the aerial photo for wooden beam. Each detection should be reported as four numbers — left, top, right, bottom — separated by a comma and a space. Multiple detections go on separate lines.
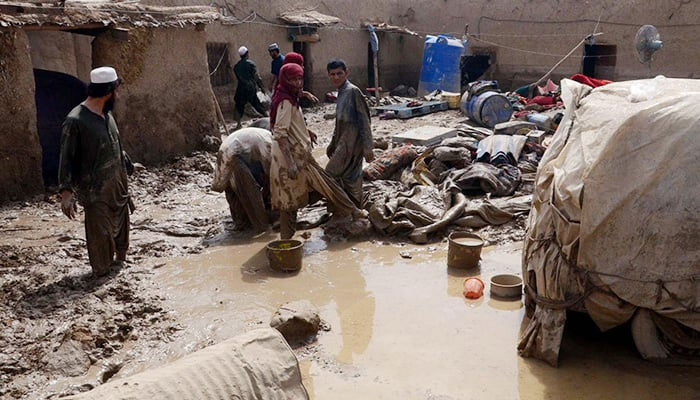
288, 33, 320, 43
0, 3, 64, 15
22, 22, 109, 32
110, 27, 129, 41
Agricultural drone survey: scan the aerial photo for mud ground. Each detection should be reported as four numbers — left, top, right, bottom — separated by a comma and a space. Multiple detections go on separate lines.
3, 105, 694, 399
0, 105, 498, 399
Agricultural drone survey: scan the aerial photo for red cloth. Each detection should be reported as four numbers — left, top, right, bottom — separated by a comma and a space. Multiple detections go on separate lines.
270, 63, 303, 129
282, 52, 304, 67
570, 73, 612, 88
274, 52, 305, 94
527, 95, 555, 106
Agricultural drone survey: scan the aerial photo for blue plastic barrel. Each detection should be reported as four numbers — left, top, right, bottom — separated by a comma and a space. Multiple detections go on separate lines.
418, 35, 465, 96
461, 91, 513, 128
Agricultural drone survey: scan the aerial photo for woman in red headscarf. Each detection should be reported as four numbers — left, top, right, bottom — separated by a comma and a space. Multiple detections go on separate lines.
269, 64, 363, 239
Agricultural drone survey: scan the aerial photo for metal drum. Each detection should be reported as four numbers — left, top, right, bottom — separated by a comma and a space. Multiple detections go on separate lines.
462, 91, 513, 128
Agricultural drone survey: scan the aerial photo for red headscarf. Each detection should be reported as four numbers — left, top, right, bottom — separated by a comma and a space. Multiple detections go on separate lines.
270, 63, 304, 129
282, 52, 304, 67
274, 52, 305, 94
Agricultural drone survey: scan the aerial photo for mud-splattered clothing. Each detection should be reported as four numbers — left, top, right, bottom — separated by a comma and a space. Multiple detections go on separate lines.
59, 104, 130, 275
270, 99, 358, 238
212, 128, 273, 232
326, 80, 373, 206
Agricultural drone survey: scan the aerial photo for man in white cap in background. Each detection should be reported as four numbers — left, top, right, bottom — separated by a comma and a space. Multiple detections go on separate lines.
268, 43, 284, 94
58, 66, 133, 278
233, 46, 268, 130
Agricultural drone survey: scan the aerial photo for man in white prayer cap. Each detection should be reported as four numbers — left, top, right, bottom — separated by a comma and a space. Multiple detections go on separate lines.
233, 46, 267, 130
58, 66, 134, 278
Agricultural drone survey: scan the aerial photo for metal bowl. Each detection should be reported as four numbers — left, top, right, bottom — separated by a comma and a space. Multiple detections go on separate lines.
490, 274, 523, 299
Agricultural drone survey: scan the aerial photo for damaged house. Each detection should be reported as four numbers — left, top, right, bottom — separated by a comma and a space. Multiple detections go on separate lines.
0, 1, 221, 202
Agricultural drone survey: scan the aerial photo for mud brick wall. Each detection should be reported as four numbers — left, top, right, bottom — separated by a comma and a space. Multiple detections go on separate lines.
0, 29, 44, 202
93, 27, 218, 164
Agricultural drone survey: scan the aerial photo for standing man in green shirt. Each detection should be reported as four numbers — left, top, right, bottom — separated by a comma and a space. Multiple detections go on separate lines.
59, 67, 132, 278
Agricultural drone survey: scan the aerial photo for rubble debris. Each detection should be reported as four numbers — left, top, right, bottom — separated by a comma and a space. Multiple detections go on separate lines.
372, 137, 390, 150
442, 163, 521, 197
365, 95, 414, 107
201, 135, 222, 153
373, 100, 448, 119
363, 145, 419, 181
455, 195, 532, 229
365, 181, 446, 236
493, 121, 536, 136
476, 134, 528, 166
409, 192, 468, 244
42, 338, 91, 377
390, 85, 410, 97
270, 300, 322, 343
392, 125, 458, 146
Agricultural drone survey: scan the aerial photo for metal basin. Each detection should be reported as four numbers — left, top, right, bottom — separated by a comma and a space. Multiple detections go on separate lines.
266, 239, 303, 272
490, 274, 523, 299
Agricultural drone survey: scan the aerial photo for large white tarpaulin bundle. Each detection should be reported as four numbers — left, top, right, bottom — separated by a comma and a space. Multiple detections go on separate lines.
519, 77, 700, 366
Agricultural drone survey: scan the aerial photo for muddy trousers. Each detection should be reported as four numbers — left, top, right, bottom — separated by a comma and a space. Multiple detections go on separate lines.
279, 210, 297, 240
225, 157, 270, 232
278, 161, 359, 240
84, 201, 130, 276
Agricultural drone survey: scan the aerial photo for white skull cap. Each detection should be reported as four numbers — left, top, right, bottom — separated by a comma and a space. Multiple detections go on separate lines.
238, 46, 248, 56
90, 67, 119, 84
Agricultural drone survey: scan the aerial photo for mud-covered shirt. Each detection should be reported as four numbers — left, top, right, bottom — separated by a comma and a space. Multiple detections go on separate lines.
58, 104, 124, 198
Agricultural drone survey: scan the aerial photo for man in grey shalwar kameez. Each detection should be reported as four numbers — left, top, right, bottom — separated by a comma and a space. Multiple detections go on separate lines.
325, 59, 374, 207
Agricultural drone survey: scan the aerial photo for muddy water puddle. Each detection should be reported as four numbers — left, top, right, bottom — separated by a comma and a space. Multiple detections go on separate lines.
141, 232, 698, 400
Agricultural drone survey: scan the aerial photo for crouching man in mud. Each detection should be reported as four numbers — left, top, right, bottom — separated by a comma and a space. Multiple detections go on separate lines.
211, 127, 275, 232
58, 67, 133, 278
269, 63, 367, 239
325, 58, 374, 207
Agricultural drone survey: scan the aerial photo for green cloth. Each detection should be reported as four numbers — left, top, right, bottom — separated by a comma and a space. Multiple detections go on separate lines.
59, 104, 131, 275
59, 105, 124, 201
514, 85, 531, 98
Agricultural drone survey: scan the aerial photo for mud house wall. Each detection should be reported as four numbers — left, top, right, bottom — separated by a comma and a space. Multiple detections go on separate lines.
204, 23, 413, 111
204, 23, 290, 117
26, 31, 92, 82
397, 0, 700, 88
142, 0, 700, 91
93, 27, 218, 164
0, 29, 44, 202
144, 0, 414, 103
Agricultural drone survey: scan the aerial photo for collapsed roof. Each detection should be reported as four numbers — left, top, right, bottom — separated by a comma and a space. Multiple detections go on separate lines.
0, 0, 220, 29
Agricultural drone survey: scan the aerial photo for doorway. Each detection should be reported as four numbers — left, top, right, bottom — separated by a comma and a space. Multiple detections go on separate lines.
33, 69, 87, 187
27, 31, 92, 187
292, 41, 311, 91
207, 42, 235, 116
582, 44, 617, 80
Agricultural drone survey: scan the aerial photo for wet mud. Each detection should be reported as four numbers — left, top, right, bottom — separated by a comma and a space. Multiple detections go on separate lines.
1, 107, 698, 399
